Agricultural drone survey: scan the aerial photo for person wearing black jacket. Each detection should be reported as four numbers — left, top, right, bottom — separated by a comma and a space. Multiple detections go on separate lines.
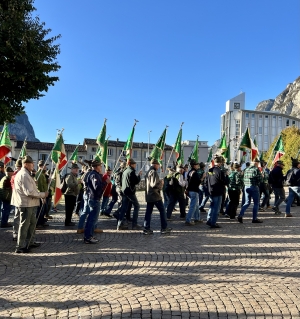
285, 159, 300, 217
206, 156, 228, 228
269, 161, 286, 214
117, 158, 142, 230
185, 160, 202, 225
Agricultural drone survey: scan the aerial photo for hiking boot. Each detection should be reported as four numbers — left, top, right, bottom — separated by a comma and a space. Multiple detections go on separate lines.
143, 229, 154, 235
285, 213, 293, 217
272, 206, 279, 214
199, 208, 206, 213
15, 247, 30, 254
194, 219, 203, 224
84, 237, 98, 244
65, 222, 76, 226
237, 216, 243, 223
94, 229, 104, 233
29, 242, 41, 248
117, 224, 128, 231
132, 224, 144, 230
210, 224, 221, 228
1, 223, 13, 228
185, 221, 195, 226
161, 228, 172, 234
252, 219, 263, 223
258, 207, 265, 212
206, 221, 212, 226
77, 229, 84, 234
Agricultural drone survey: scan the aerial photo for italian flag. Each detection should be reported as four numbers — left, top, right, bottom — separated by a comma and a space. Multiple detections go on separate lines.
53, 168, 63, 207
272, 134, 285, 166
51, 134, 68, 171
0, 123, 12, 161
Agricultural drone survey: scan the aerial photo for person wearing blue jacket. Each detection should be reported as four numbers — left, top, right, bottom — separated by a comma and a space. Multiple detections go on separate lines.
285, 159, 300, 217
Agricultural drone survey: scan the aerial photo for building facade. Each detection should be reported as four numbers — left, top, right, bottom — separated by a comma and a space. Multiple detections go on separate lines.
221, 93, 300, 161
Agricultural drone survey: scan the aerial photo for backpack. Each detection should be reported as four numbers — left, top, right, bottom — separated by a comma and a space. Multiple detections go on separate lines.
60, 173, 69, 194
285, 169, 296, 186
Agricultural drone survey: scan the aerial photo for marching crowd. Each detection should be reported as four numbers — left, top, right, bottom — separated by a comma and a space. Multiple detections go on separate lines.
0, 154, 300, 253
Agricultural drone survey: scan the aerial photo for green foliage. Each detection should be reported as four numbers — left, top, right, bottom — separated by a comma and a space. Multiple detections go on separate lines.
0, 0, 61, 124
265, 127, 300, 173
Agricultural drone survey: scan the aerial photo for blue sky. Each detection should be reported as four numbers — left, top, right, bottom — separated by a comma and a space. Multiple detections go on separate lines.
26, 0, 300, 146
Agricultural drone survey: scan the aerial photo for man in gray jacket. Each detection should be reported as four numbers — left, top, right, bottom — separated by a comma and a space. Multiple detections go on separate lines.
144, 159, 172, 234
11, 156, 48, 253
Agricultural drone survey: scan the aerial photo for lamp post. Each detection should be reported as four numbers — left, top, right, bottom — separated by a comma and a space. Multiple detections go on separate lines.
148, 130, 152, 164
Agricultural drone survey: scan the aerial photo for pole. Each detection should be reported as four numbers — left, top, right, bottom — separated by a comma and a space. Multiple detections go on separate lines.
148, 130, 151, 165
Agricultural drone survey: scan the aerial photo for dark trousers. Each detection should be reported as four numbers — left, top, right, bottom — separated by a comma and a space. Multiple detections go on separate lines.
36, 199, 47, 226
260, 183, 270, 208
166, 193, 186, 218
144, 200, 168, 230
227, 189, 240, 219
219, 189, 226, 213
64, 195, 77, 225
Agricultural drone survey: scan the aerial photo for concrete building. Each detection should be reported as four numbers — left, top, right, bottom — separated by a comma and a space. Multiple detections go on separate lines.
221, 92, 300, 161
182, 140, 209, 164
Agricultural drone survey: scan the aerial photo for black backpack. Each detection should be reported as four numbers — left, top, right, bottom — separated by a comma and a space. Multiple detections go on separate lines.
60, 173, 69, 194
285, 169, 296, 186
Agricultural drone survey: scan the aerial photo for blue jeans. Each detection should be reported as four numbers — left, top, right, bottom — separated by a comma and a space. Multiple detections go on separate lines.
207, 195, 222, 226
144, 200, 168, 230
273, 187, 285, 208
1, 201, 13, 226
199, 185, 209, 209
84, 199, 101, 240
101, 196, 109, 211
163, 190, 170, 210
239, 185, 260, 220
285, 186, 300, 214
118, 193, 140, 227
186, 191, 200, 222
78, 193, 90, 229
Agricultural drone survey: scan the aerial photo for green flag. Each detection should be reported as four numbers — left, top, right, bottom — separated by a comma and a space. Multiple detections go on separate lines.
149, 128, 167, 166
223, 144, 231, 165
19, 139, 27, 158
102, 139, 109, 168
189, 136, 199, 162
0, 122, 12, 161
274, 134, 285, 153
207, 148, 213, 163
218, 133, 227, 154
239, 127, 252, 150
123, 123, 136, 161
174, 128, 183, 165
96, 119, 107, 156
69, 144, 79, 163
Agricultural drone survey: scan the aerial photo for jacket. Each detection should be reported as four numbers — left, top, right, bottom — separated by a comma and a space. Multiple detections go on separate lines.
169, 171, 186, 196
0, 175, 12, 202
187, 168, 201, 192
121, 166, 141, 196
145, 166, 163, 202
65, 173, 80, 196
269, 166, 284, 188
11, 167, 46, 207
35, 169, 48, 192
206, 165, 228, 196
86, 170, 106, 201
102, 173, 112, 197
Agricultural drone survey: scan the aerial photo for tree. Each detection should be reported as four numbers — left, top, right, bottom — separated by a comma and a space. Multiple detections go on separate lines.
0, 0, 61, 124
265, 127, 300, 173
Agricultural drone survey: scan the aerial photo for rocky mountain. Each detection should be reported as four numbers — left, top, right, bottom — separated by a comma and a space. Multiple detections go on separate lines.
255, 76, 300, 118
0, 113, 39, 142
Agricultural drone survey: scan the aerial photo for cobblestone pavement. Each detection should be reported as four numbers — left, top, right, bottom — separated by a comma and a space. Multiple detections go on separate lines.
1, 191, 300, 318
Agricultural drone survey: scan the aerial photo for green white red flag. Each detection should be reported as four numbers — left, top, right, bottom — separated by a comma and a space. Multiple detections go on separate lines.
51, 133, 67, 171
19, 138, 27, 158
0, 123, 12, 161
53, 168, 63, 207
272, 134, 285, 166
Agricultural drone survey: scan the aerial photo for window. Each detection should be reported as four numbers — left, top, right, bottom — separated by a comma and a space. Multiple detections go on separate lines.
90, 154, 94, 160
286, 119, 290, 127
258, 127, 262, 134
91, 147, 96, 152
144, 151, 148, 159
39, 154, 47, 161
108, 148, 113, 157
245, 113, 249, 118
251, 114, 255, 119
259, 115, 262, 118
265, 115, 269, 118
133, 150, 138, 158
235, 120, 240, 136
119, 150, 126, 156
292, 121, 296, 126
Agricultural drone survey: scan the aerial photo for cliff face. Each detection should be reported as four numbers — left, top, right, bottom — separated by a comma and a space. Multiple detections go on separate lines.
255, 76, 300, 118
0, 113, 39, 142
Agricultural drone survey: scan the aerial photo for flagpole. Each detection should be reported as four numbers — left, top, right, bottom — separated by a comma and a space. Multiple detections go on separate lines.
165, 122, 184, 171
266, 133, 281, 168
